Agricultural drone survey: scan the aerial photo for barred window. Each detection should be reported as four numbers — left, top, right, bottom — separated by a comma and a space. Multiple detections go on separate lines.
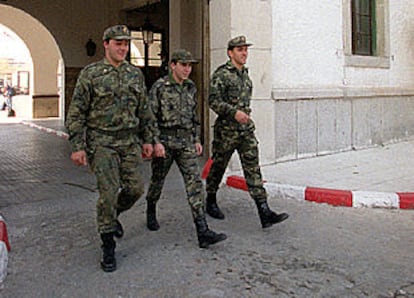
352, 0, 376, 56
129, 31, 163, 67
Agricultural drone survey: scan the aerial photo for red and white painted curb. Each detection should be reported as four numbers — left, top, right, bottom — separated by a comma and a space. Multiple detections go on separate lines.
0, 215, 10, 284
21, 121, 69, 140
0, 216, 10, 252
226, 175, 414, 209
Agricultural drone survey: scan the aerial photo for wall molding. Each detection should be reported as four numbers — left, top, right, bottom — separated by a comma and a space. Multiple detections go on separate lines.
272, 87, 414, 101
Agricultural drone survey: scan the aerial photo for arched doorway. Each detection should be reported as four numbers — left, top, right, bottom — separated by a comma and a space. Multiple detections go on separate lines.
0, 4, 63, 119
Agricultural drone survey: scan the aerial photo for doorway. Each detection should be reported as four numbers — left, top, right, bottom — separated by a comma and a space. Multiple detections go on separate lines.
124, 0, 211, 156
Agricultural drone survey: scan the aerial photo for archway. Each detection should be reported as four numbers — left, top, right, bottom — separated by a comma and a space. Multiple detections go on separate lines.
0, 4, 63, 119
0, 24, 32, 120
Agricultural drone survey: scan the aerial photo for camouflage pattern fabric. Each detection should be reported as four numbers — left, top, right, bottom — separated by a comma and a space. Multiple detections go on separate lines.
147, 145, 204, 218
208, 61, 255, 132
66, 58, 158, 153
146, 74, 204, 218
148, 74, 201, 144
93, 144, 144, 234
66, 58, 158, 234
206, 61, 267, 202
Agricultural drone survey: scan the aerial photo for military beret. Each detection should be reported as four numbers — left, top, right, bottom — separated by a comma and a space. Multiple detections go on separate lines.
227, 35, 253, 49
170, 49, 199, 64
102, 25, 132, 41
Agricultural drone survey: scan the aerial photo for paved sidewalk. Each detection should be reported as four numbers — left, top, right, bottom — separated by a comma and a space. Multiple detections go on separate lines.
20, 118, 414, 209
259, 141, 414, 193
225, 139, 414, 209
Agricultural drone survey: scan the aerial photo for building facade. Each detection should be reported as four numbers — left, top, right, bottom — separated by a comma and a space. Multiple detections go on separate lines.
211, 0, 414, 166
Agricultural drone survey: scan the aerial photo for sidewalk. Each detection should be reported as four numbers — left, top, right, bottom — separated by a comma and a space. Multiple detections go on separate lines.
21, 118, 414, 209
226, 140, 414, 209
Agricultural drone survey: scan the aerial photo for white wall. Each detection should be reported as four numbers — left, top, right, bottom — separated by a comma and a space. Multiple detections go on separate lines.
272, 0, 344, 90
272, 0, 414, 91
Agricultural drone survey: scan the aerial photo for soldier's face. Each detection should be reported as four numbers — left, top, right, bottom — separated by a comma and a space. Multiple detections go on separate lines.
171, 62, 192, 84
228, 46, 248, 69
104, 39, 129, 67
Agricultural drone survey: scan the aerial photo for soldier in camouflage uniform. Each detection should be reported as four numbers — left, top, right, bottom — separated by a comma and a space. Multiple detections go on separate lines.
65, 25, 158, 272
145, 49, 226, 248
206, 36, 289, 228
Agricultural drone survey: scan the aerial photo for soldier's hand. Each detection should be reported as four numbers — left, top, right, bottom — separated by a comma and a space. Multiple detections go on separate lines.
235, 110, 250, 124
71, 150, 87, 166
142, 144, 153, 158
154, 143, 166, 158
195, 143, 203, 156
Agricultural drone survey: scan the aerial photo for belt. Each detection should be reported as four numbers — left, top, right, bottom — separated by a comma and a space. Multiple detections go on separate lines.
89, 127, 138, 138
160, 127, 193, 137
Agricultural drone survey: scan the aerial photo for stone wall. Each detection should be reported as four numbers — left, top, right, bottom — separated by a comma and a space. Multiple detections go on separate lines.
271, 89, 414, 162
32, 95, 59, 118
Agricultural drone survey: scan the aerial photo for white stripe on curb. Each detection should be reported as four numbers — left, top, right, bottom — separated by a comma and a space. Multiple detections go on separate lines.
352, 191, 400, 208
265, 182, 306, 201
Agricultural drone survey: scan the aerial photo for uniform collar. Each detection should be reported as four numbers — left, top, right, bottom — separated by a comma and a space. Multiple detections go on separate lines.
225, 60, 248, 74
102, 58, 129, 69
167, 71, 193, 87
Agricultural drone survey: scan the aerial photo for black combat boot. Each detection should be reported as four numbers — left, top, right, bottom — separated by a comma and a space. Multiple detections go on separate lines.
194, 216, 227, 248
100, 232, 116, 272
114, 210, 124, 238
114, 220, 124, 238
206, 193, 225, 220
147, 202, 160, 231
255, 200, 289, 228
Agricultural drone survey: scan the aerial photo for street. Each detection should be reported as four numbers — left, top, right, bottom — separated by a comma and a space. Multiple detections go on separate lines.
0, 123, 413, 297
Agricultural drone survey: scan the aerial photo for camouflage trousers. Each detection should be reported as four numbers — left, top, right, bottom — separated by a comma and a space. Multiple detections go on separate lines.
88, 143, 144, 234
206, 127, 267, 202
146, 144, 205, 219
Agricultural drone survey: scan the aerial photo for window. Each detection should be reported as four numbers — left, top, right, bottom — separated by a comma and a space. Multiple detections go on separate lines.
352, 0, 375, 56
129, 31, 163, 67
343, 0, 390, 68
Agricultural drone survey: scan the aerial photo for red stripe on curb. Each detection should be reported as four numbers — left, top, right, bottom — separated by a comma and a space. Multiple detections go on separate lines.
0, 220, 10, 251
397, 193, 414, 209
305, 187, 353, 207
226, 175, 267, 192
226, 175, 248, 191
201, 158, 213, 180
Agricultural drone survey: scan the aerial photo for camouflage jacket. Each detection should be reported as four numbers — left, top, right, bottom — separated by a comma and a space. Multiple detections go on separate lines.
209, 60, 255, 131
65, 58, 159, 152
149, 74, 201, 144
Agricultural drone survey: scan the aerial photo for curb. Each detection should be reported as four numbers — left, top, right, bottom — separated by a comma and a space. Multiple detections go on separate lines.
226, 175, 414, 210
21, 121, 69, 140
0, 215, 10, 284
0, 217, 10, 251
